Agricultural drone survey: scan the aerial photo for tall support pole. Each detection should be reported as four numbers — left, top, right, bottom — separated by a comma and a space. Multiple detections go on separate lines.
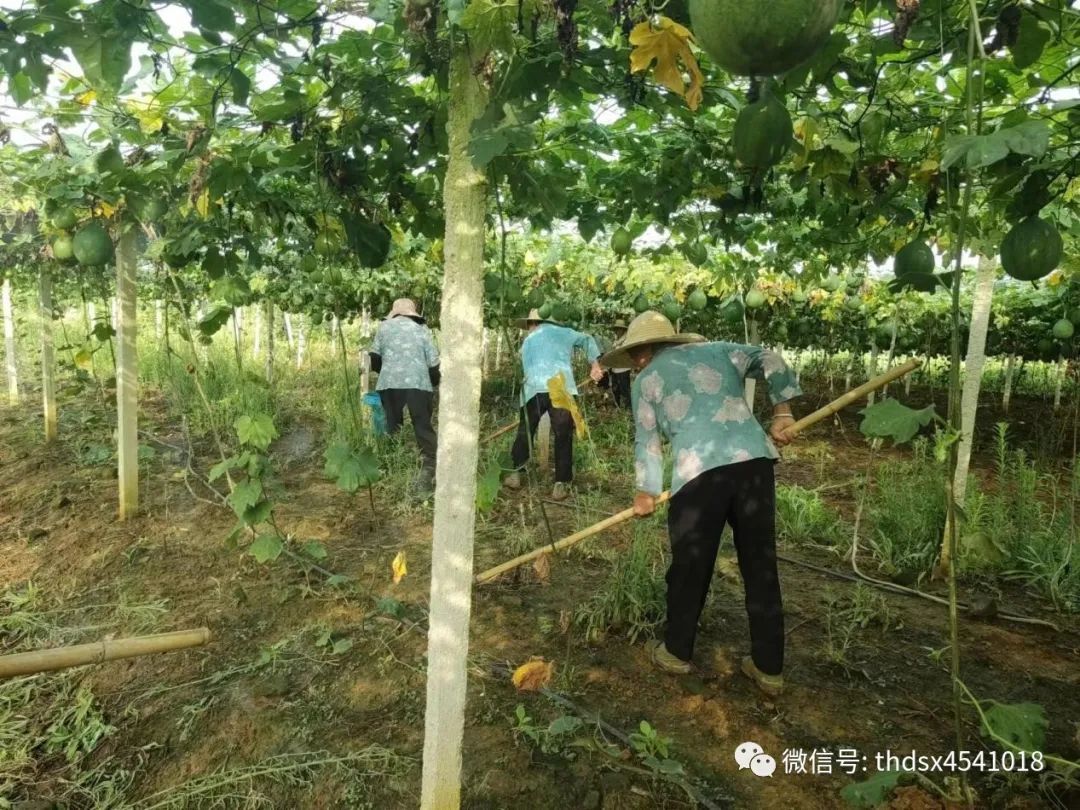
3, 277, 17, 405
116, 229, 139, 519
39, 268, 57, 441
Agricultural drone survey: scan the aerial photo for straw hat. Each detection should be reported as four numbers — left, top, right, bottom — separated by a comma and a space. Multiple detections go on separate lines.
612, 319, 628, 333
514, 308, 558, 329
599, 310, 705, 369
387, 298, 424, 323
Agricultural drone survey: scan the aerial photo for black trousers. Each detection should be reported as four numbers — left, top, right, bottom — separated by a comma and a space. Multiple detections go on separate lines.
379, 389, 436, 475
510, 393, 574, 483
610, 370, 631, 409
665, 458, 784, 675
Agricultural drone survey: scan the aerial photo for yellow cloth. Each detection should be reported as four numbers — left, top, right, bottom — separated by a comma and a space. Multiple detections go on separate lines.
548, 372, 587, 438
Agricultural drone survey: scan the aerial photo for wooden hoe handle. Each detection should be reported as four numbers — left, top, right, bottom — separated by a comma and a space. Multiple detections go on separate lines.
474, 359, 921, 584
0, 627, 212, 679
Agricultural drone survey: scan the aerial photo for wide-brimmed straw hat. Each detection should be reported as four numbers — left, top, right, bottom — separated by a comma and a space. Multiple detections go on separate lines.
387, 298, 424, 323
612, 319, 628, 333
599, 310, 705, 369
514, 308, 558, 329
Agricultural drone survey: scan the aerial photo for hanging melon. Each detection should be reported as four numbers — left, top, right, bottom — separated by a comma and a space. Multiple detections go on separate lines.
1000, 216, 1063, 282
72, 222, 114, 266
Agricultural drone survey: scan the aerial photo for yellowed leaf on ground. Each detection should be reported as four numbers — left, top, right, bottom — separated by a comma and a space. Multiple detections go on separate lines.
629, 17, 703, 112
391, 551, 407, 584
511, 658, 555, 691
533, 552, 551, 584
548, 372, 586, 438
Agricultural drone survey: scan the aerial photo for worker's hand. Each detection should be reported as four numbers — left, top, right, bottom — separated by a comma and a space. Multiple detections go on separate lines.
770, 414, 796, 446
633, 491, 657, 517
589, 361, 604, 383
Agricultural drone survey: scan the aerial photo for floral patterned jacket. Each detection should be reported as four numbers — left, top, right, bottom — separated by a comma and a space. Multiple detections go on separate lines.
632, 342, 801, 496
371, 316, 440, 392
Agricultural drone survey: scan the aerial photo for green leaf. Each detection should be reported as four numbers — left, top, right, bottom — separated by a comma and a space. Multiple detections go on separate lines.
460, 0, 517, 54
331, 637, 353, 655
230, 68, 251, 106
324, 442, 381, 492
840, 770, 903, 808
235, 414, 278, 451
71, 34, 132, 91
341, 212, 392, 268
11, 72, 32, 107
227, 478, 263, 517
376, 596, 405, 618
190, 0, 235, 32
326, 574, 351, 587
469, 127, 509, 169
548, 715, 583, 736
1012, 13, 1051, 70
997, 120, 1049, 159
242, 499, 273, 526
249, 533, 284, 564
301, 540, 328, 560
475, 458, 502, 514
197, 303, 233, 337
208, 457, 237, 482
858, 399, 937, 445
446, 0, 466, 26
981, 701, 1047, 753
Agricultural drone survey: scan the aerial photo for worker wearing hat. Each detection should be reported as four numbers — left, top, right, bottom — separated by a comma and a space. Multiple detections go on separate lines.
599, 310, 801, 695
504, 308, 604, 501
368, 298, 440, 498
599, 319, 632, 410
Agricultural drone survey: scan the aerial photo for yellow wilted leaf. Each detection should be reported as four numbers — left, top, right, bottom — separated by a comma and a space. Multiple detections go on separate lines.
195, 189, 210, 219
511, 658, 554, 691
391, 551, 407, 584
533, 552, 551, 584
97, 201, 117, 218
629, 17, 703, 112
75, 89, 97, 106
548, 372, 586, 439
73, 348, 94, 371
1048, 271, 1064, 288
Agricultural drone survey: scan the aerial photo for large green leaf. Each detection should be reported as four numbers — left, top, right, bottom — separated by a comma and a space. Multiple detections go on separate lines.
858, 399, 937, 445
235, 414, 278, 451
342, 212, 392, 268
71, 33, 132, 91
249, 533, 284, 564
190, 0, 236, 33
323, 442, 381, 493
227, 478, 263, 517
1012, 13, 1051, 70
840, 771, 902, 808
981, 701, 1047, 753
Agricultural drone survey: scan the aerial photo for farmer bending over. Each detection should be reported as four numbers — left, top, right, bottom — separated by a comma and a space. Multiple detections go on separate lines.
600, 310, 801, 695
504, 308, 604, 501
369, 298, 440, 499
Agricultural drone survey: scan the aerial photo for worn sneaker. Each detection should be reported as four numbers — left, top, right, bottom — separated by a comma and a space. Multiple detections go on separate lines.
550, 481, 571, 501
503, 471, 523, 490
647, 640, 692, 675
740, 656, 784, 697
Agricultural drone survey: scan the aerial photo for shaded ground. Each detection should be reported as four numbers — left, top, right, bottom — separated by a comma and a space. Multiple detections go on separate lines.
0, 381, 1078, 809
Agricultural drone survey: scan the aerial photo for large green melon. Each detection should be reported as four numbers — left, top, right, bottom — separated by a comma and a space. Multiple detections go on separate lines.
689, 0, 844, 76
72, 222, 114, 266
894, 240, 935, 276
51, 234, 75, 262
1000, 216, 1063, 282
733, 94, 793, 170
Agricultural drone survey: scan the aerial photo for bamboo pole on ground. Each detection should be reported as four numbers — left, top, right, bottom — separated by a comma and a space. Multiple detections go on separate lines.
476, 359, 921, 584
0, 628, 211, 678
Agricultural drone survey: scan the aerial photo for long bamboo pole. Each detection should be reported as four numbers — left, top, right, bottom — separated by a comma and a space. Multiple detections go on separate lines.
475, 359, 921, 584
0, 628, 212, 678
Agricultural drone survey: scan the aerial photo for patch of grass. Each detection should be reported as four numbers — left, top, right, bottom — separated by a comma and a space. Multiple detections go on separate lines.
574, 521, 667, 644
866, 439, 946, 581
820, 584, 898, 669
776, 484, 849, 553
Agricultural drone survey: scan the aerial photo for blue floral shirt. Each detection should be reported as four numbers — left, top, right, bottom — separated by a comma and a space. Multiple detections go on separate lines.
371, 316, 440, 392
632, 342, 802, 496
520, 323, 601, 402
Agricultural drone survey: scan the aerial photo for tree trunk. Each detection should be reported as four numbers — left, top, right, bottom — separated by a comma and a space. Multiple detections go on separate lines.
3, 277, 17, 405
866, 344, 880, 405
116, 230, 139, 519
1054, 356, 1066, 410
252, 303, 262, 359
39, 268, 57, 442
421, 46, 488, 810
743, 321, 759, 408
940, 255, 995, 565
295, 315, 307, 369
265, 301, 274, 385
111, 296, 119, 330
283, 312, 294, 350
1002, 354, 1015, 414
